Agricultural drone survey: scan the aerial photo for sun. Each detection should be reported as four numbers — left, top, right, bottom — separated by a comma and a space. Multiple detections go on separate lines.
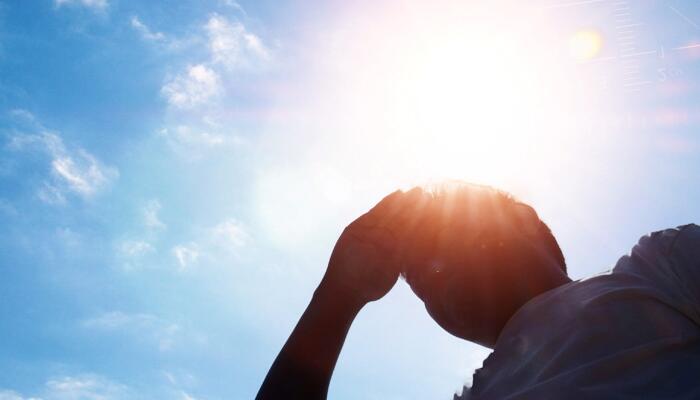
301, 2, 606, 196
376, 27, 569, 186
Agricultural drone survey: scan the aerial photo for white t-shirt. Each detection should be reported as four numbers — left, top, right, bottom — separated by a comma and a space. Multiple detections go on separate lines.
456, 224, 700, 400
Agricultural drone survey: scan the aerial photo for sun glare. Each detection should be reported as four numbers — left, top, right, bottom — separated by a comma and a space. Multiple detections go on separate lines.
304, 2, 602, 194
256, 2, 612, 247
386, 31, 556, 184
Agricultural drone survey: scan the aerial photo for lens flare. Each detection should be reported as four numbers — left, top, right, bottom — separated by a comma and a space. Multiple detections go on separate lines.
568, 30, 603, 61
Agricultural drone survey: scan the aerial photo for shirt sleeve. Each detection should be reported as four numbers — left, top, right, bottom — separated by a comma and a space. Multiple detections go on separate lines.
615, 224, 700, 327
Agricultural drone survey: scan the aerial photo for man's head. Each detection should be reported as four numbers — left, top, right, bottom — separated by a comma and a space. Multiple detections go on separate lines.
398, 181, 569, 348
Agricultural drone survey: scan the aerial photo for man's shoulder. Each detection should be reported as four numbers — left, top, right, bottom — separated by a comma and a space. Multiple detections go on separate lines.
638, 223, 699, 254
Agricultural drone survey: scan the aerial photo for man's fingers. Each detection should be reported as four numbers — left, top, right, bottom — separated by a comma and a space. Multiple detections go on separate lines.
361, 188, 425, 226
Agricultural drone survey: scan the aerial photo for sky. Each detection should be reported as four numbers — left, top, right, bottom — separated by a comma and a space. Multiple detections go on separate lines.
0, 0, 699, 399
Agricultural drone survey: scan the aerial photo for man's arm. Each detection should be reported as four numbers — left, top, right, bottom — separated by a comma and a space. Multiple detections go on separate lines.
255, 189, 424, 400
254, 283, 363, 400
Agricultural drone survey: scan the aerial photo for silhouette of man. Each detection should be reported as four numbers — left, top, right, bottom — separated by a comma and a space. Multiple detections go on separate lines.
256, 182, 700, 399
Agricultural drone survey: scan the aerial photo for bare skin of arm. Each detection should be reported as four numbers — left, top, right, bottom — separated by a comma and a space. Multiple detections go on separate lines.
255, 189, 424, 400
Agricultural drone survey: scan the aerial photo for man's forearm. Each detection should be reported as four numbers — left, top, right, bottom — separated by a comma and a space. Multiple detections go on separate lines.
256, 284, 364, 400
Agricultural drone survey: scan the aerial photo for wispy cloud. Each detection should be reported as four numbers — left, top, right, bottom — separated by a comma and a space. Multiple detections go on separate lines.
162, 64, 222, 109
51, 151, 114, 197
172, 243, 200, 271
82, 311, 183, 352
54, 0, 108, 11
220, 0, 248, 17
5, 110, 119, 204
143, 199, 167, 230
180, 392, 200, 400
44, 375, 130, 399
156, 124, 244, 159
156, 14, 272, 155
130, 16, 165, 41
170, 218, 250, 272
118, 240, 154, 257
0, 390, 33, 400
205, 13, 270, 70
211, 218, 250, 249
116, 239, 155, 271
1, 374, 131, 400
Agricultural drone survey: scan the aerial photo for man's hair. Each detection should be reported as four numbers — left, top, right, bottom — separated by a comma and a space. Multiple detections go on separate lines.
409, 181, 566, 273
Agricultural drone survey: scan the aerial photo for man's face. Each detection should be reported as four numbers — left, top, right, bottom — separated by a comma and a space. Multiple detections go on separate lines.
401, 226, 536, 348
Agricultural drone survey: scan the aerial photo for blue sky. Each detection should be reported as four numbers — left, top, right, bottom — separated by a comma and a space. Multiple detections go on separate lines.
0, 0, 699, 399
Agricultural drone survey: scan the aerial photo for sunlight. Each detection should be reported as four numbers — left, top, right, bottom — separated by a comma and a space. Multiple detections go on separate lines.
385, 29, 557, 184
305, 2, 599, 190
260, 1, 613, 247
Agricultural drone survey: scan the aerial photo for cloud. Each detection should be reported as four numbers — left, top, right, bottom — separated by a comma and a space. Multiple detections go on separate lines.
156, 124, 245, 159
51, 151, 115, 197
0, 390, 36, 400
170, 218, 250, 272
220, 0, 248, 16
37, 183, 67, 206
118, 240, 154, 257
44, 375, 130, 400
158, 125, 226, 148
0, 374, 130, 400
162, 64, 221, 109
172, 243, 200, 271
211, 219, 250, 249
116, 239, 155, 271
82, 311, 182, 352
153, 14, 272, 156
143, 199, 166, 230
113, 199, 165, 271
205, 13, 270, 70
5, 110, 119, 203
179, 392, 199, 400
130, 16, 165, 41
54, 0, 108, 11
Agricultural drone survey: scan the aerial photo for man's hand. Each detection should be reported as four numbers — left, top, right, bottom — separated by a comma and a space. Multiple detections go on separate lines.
256, 188, 427, 400
318, 188, 426, 305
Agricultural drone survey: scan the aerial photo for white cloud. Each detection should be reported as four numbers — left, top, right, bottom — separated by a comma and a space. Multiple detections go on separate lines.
156, 124, 245, 159
158, 14, 269, 110
116, 239, 155, 271
54, 0, 108, 11
44, 375, 129, 400
172, 244, 200, 271
158, 126, 226, 148
0, 390, 36, 400
118, 240, 154, 257
0, 374, 130, 400
169, 218, 251, 272
220, 0, 248, 16
162, 64, 221, 109
51, 150, 115, 197
130, 16, 165, 41
6, 111, 119, 203
205, 13, 270, 70
143, 199, 166, 230
179, 392, 195, 400
82, 311, 181, 352
153, 14, 271, 156
211, 219, 250, 249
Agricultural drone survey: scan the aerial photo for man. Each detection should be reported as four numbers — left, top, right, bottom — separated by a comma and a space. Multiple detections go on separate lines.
256, 182, 700, 399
